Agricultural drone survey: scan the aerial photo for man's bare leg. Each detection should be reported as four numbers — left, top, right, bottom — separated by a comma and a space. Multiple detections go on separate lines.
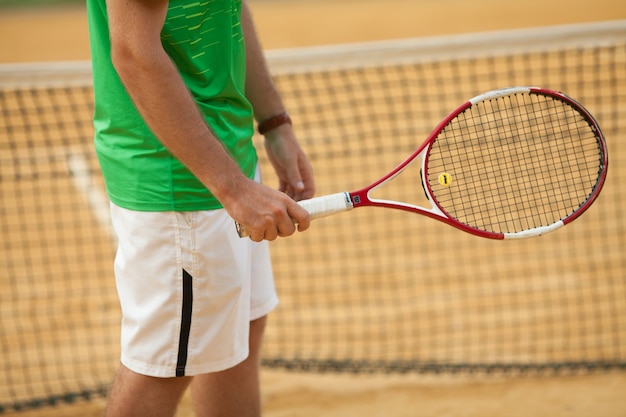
191, 316, 267, 417
104, 366, 192, 417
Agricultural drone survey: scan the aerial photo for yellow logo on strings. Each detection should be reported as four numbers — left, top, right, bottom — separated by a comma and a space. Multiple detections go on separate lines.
438, 173, 452, 187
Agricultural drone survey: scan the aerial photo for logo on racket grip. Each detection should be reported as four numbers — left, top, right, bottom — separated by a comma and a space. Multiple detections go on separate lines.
438, 173, 452, 187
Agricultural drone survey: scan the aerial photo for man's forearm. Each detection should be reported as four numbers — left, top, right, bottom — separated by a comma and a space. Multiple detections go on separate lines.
241, 0, 286, 123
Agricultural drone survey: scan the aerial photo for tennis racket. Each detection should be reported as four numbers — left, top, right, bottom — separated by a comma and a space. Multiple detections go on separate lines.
237, 87, 608, 239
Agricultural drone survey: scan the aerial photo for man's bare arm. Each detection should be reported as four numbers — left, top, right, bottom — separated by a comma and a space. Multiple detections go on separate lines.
241, 1, 316, 203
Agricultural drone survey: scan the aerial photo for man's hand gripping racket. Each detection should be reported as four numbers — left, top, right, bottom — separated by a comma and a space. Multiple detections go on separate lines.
237, 87, 608, 239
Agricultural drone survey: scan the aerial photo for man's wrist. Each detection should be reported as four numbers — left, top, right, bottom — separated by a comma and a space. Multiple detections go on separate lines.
257, 112, 292, 135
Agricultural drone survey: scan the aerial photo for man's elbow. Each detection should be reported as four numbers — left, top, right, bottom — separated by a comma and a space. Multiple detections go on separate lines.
110, 39, 140, 78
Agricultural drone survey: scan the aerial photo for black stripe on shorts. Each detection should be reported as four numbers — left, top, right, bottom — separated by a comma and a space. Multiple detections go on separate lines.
176, 269, 193, 377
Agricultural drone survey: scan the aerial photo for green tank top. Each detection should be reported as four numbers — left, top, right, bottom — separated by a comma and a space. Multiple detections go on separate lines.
87, 0, 257, 211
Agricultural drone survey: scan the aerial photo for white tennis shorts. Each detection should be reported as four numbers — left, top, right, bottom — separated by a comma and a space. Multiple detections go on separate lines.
109, 202, 277, 378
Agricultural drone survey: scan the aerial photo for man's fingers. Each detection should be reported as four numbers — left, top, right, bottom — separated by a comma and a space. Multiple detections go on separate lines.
233, 183, 312, 240
287, 200, 310, 232
244, 202, 301, 241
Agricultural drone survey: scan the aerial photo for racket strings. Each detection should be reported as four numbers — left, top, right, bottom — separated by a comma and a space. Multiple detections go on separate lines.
427, 92, 603, 234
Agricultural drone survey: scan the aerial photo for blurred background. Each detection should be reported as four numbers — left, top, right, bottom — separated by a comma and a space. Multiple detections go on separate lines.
1, 1, 625, 416
1, 0, 625, 61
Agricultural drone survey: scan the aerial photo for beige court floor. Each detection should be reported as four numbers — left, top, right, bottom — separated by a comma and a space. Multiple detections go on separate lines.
1, 1, 625, 416
1, 0, 625, 62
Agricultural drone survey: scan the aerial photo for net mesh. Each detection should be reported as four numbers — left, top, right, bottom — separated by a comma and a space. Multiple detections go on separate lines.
1, 21, 625, 412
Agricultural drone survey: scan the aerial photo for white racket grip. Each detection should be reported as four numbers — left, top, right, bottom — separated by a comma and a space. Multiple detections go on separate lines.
300, 192, 354, 220
236, 192, 353, 238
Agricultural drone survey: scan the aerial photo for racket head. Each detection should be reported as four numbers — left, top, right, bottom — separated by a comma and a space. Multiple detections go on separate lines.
422, 87, 608, 239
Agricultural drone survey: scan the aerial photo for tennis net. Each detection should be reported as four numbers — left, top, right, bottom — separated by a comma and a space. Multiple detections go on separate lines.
1, 20, 625, 412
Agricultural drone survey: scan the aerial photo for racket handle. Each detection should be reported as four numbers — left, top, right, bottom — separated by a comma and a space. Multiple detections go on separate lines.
236, 192, 353, 238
